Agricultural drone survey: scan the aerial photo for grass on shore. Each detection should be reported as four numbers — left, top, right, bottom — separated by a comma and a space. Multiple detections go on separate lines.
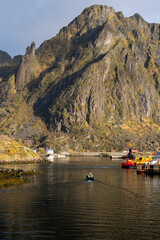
0, 134, 41, 162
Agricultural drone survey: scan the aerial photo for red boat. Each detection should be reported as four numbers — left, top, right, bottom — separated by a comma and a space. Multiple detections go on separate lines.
121, 158, 137, 168
121, 148, 138, 168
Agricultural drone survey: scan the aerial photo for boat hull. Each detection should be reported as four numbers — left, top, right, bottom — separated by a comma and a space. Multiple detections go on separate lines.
85, 176, 95, 181
121, 159, 136, 168
122, 163, 136, 168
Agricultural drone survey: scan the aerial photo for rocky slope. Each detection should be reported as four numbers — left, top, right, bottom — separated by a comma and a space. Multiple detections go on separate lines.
0, 135, 41, 162
0, 5, 160, 151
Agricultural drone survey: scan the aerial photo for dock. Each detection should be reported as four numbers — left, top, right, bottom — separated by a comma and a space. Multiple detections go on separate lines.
69, 152, 109, 157
137, 163, 160, 175
109, 152, 127, 159
69, 152, 127, 159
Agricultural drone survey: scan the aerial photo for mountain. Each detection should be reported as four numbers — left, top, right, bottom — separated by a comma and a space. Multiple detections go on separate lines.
0, 50, 22, 66
0, 5, 160, 152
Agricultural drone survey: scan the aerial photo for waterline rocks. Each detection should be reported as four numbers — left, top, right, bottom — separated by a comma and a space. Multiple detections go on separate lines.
0, 167, 42, 187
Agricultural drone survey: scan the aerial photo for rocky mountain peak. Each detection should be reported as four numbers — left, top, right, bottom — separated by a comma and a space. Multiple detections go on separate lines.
0, 50, 22, 67
0, 50, 13, 66
26, 42, 36, 56
59, 5, 115, 38
130, 13, 147, 28
82, 4, 115, 18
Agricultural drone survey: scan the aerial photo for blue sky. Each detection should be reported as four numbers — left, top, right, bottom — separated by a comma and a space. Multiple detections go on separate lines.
1, 0, 160, 57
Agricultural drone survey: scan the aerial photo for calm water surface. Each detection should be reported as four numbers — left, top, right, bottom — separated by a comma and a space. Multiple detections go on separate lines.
0, 157, 160, 240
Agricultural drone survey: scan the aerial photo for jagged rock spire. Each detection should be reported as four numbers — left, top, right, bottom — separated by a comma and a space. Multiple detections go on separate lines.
16, 42, 36, 89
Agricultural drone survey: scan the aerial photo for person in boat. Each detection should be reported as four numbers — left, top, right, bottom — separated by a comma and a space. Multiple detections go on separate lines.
127, 148, 135, 159
89, 172, 93, 177
86, 172, 94, 180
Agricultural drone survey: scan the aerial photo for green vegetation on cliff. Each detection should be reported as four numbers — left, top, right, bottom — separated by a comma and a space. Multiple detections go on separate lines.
0, 135, 41, 162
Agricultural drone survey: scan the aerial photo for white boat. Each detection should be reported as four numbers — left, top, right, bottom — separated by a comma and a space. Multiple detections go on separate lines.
46, 154, 55, 162
57, 154, 66, 158
150, 151, 160, 165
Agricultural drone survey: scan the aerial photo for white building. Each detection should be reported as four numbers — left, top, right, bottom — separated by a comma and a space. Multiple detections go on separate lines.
46, 148, 54, 155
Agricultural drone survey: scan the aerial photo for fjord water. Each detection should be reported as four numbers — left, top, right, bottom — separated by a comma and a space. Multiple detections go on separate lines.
0, 158, 160, 240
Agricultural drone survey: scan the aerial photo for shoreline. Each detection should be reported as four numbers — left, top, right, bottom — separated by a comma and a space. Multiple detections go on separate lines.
0, 159, 47, 164
0, 151, 154, 163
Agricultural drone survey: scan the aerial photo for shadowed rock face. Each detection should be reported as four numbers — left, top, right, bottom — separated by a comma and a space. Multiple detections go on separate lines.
0, 50, 13, 66
0, 50, 22, 67
1, 5, 160, 151
15, 42, 36, 89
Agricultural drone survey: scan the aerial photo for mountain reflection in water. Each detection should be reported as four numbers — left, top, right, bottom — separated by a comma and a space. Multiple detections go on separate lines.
0, 157, 160, 240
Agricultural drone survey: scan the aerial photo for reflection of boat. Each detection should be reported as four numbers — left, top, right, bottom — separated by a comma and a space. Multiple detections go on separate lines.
85, 172, 95, 181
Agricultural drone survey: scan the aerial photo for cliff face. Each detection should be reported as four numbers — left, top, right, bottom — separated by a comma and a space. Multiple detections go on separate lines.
34, 5, 160, 133
1, 5, 160, 151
